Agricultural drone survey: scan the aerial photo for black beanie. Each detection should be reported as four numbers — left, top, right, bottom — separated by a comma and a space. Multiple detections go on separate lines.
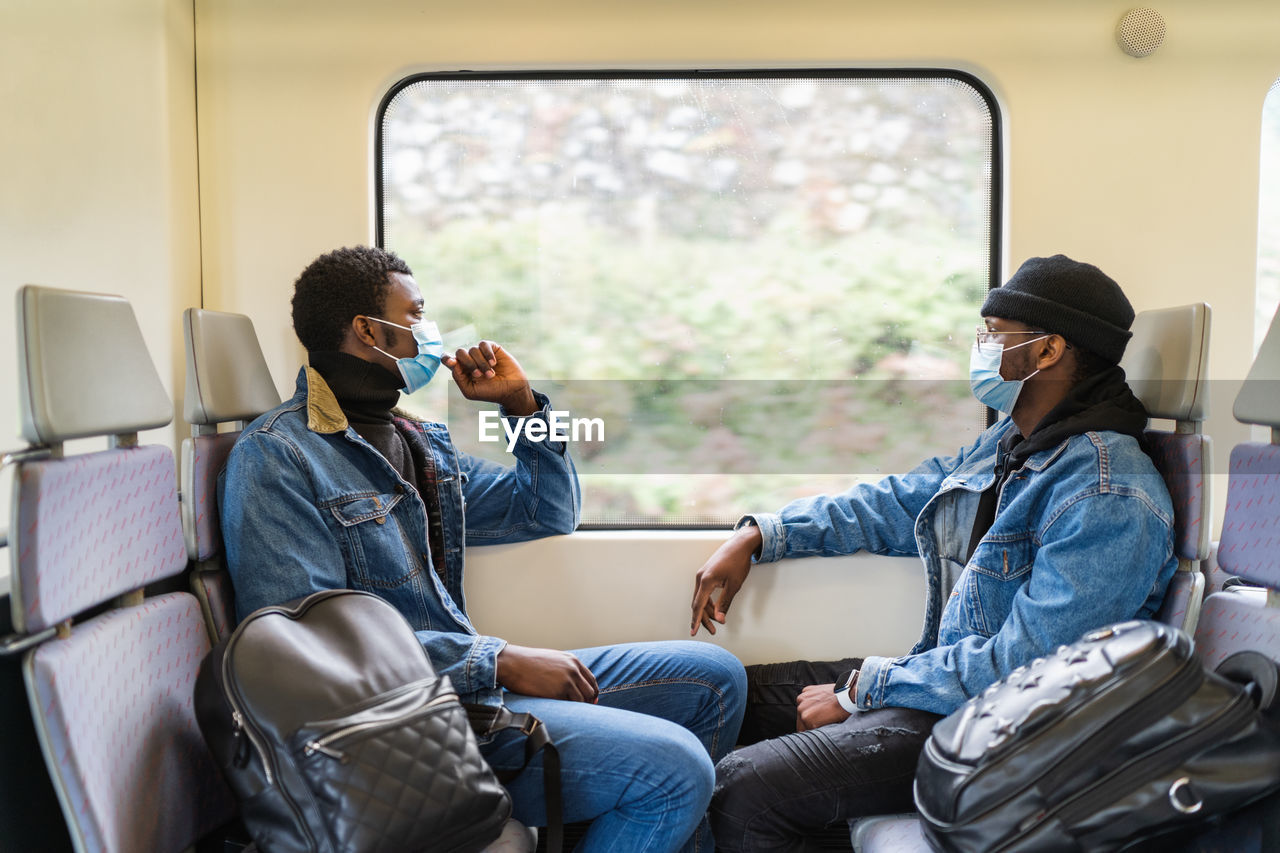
980, 255, 1134, 364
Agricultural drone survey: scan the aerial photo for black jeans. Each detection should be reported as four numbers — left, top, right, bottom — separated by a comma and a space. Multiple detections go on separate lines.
710, 658, 943, 852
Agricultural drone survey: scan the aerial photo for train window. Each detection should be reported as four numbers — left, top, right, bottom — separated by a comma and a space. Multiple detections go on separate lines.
1259, 79, 1280, 351
377, 72, 999, 527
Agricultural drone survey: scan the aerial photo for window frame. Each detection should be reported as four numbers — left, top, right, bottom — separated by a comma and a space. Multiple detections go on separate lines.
374, 68, 1003, 530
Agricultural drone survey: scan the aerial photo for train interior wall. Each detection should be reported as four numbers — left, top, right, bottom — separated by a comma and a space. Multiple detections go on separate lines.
4, 0, 1280, 662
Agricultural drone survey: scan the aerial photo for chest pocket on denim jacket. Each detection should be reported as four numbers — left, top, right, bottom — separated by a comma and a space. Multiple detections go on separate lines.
325, 492, 415, 588
957, 536, 1036, 637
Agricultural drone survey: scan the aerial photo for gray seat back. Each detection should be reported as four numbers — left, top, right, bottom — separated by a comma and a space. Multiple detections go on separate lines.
10, 285, 235, 852
1120, 302, 1211, 426
1183, 307, 1280, 853
1119, 303, 1212, 633
1196, 301, 1280, 667
182, 307, 280, 430
181, 308, 280, 643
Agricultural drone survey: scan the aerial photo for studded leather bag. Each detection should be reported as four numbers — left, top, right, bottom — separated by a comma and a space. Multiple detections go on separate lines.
194, 589, 560, 853
914, 620, 1280, 853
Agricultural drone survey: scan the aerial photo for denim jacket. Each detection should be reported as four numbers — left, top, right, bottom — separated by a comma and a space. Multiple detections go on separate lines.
220, 367, 581, 705
744, 416, 1178, 716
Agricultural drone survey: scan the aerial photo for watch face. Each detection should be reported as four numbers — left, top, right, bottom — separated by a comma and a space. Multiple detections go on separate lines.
834, 668, 856, 692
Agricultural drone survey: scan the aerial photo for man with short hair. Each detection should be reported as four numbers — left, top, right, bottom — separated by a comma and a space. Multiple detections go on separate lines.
691, 255, 1178, 850
222, 245, 746, 852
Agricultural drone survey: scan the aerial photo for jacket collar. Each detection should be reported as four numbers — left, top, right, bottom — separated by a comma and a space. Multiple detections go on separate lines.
303, 366, 349, 434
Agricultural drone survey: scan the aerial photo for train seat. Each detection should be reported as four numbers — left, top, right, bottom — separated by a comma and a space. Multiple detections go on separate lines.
1174, 304, 1280, 850
7, 285, 236, 852
851, 302, 1213, 853
1123, 302, 1212, 633
181, 307, 280, 644
1193, 299, 1280, 667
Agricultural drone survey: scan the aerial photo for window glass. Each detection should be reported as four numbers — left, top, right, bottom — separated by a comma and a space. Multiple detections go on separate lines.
1259, 80, 1280, 351
378, 72, 998, 526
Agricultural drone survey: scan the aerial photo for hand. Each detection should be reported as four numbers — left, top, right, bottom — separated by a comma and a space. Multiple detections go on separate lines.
796, 683, 852, 732
496, 644, 599, 702
690, 524, 762, 636
442, 341, 538, 415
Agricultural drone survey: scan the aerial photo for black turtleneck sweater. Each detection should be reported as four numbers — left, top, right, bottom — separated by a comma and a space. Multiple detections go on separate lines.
308, 351, 416, 486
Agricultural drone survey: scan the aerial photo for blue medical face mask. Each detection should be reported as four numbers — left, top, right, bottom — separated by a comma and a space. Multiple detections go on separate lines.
968, 336, 1047, 414
367, 317, 445, 394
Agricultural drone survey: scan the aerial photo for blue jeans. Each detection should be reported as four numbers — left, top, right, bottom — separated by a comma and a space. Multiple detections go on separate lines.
478, 641, 747, 852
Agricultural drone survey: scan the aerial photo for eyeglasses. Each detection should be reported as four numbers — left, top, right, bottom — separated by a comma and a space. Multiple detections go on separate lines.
975, 325, 1049, 354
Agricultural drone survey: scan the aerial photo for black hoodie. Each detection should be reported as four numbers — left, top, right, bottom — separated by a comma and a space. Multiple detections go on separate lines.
965, 366, 1150, 561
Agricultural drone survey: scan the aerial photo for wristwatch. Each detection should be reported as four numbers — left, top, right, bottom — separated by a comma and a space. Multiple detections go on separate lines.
833, 668, 859, 714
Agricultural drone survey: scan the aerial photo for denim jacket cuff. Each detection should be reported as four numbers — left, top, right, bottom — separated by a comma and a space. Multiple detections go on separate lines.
736, 513, 785, 563
856, 655, 891, 709
499, 390, 567, 455
465, 634, 509, 693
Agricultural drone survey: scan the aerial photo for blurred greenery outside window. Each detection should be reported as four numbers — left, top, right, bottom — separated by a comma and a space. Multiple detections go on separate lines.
377, 72, 999, 528
1259, 80, 1280, 354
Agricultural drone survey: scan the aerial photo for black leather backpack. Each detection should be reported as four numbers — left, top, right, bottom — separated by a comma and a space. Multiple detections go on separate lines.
194, 589, 559, 853
914, 620, 1280, 853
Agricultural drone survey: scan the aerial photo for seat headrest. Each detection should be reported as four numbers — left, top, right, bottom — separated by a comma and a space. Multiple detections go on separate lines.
1119, 303, 1210, 423
182, 308, 280, 426
17, 285, 172, 444
1234, 305, 1280, 429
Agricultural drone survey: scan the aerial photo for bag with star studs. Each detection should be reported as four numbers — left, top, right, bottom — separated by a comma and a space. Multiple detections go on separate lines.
913, 620, 1280, 852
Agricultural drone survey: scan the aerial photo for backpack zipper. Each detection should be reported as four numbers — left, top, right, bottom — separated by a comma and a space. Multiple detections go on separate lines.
223, 654, 276, 785
939, 644, 1201, 826
1048, 690, 1254, 833
302, 690, 459, 761
222, 603, 332, 852
1036, 653, 1204, 793
218, 589, 351, 786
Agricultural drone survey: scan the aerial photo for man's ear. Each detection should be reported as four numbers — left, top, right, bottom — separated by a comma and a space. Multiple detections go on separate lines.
1034, 335, 1070, 371
339, 315, 379, 356
349, 315, 378, 347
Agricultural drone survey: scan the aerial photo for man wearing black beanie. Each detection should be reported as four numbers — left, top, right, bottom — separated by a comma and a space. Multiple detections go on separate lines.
692, 255, 1178, 850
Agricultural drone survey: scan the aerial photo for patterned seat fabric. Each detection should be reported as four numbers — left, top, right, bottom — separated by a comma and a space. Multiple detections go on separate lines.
1182, 307, 1280, 852
1145, 431, 1211, 564
194, 566, 237, 645
1195, 443, 1280, 670
184, 432, 242, 644
1156, 570, 1206, 630
1204, 543, 1234, 597
13, 445, 186, 633
1194, 593, 1280, 670
183, 432, 240, 563
1218, 443, 1280, 588
24, 594, 236, 851
1145, 431, 1211, 634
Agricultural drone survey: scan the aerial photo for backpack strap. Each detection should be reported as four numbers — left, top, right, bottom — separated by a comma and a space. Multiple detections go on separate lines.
1216, 651, 1280, 712
467, 704, 563, 853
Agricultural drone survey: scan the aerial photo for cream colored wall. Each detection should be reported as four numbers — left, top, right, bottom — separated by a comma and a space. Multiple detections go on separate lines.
0, 0, 200, 590
195, 0, 1280, 482
189, 0, 1280, 656
1, 1, 1272, 647
463, 532, 926, 662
